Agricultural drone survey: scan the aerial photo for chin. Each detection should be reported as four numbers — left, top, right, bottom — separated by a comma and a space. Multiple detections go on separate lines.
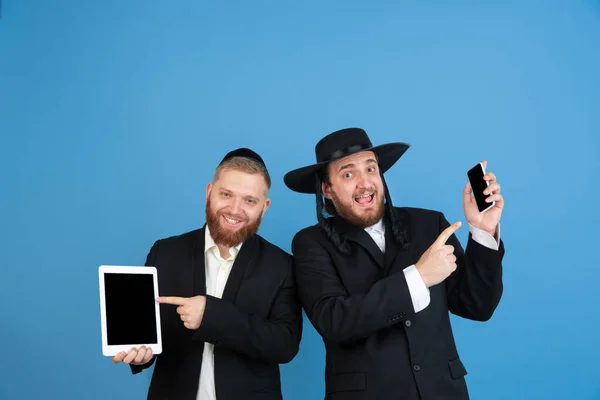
354, 202, 384, 224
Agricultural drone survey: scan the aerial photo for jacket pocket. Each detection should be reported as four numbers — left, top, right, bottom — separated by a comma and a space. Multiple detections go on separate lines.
326, 372, 366, 393
448, 358, 468, 379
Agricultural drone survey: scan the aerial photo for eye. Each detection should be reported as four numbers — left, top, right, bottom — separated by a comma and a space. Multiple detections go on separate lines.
368, 166, 376, 173
343, 172, 353, 179
247, 199, 257, 204
221, 192, 230, 197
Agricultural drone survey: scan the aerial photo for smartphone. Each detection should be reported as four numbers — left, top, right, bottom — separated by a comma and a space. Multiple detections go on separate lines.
467, 162, 495, 213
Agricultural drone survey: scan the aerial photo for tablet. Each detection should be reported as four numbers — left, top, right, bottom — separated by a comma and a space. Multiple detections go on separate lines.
98, 265, 162, 356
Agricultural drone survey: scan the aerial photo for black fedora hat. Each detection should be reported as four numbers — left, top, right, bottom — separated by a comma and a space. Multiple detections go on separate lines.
283, 127, 410, 194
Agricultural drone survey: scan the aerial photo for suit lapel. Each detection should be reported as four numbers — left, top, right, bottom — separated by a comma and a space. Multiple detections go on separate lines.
384, 208, 412, 270
221, 234, 258, 303
192, 226, 207, 296
331, 207, 412, 271
335, 218, 384, 268
384, 219, 400, 269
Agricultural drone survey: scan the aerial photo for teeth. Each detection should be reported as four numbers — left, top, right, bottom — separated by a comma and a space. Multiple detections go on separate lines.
356, 193, 373, 199
224, 217, 240, 224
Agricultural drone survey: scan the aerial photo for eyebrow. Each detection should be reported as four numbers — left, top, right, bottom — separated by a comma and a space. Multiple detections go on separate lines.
337, 159, 378, 172
338, 163, 355, 172
220, 187, 260, 202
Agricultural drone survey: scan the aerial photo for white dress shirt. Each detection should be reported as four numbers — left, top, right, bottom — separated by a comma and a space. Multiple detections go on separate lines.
196, 226, 242, 400
364, 219, 500, 313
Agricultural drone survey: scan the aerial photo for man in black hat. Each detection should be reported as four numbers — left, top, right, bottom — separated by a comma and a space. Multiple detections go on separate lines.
112, 148, 303, 400
284, 128, 505, 400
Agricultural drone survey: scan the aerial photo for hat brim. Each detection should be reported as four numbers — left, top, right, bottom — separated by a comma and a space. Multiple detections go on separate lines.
283, 142, 410, 194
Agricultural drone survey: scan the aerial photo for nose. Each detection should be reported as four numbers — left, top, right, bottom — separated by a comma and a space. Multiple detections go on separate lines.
227, 197, 248, 218
230, 198, 242, 214
356, 172, 372, 188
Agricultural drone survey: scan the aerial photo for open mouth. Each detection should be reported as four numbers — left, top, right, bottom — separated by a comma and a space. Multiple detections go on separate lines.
221, 215, 243, 226
354, 192, 374, 207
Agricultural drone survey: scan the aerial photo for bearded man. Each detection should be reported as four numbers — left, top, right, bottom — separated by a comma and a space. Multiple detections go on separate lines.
283, 128, 505, 400
112, 148, 303, 400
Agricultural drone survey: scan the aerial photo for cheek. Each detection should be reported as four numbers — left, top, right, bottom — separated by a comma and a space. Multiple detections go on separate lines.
210, 197, 228, 211
246, 207, 262, 220
331, 188, 352, 205
342, 184, 357, 201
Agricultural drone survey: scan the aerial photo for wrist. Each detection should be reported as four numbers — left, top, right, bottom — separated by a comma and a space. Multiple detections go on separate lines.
468, 221, 496, 237
486, 225, 498, 237
414, 264, 430, 288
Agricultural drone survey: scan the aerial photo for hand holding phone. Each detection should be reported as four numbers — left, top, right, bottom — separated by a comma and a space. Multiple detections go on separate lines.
464, 161, 504, 236
467, 162, 495, 213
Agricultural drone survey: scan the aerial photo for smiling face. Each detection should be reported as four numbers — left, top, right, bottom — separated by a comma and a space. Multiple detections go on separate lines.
205, 159, 271, 248
321, 150, 385, 228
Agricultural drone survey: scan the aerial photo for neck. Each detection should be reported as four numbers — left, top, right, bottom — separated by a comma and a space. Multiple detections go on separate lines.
217, 244, 232, 260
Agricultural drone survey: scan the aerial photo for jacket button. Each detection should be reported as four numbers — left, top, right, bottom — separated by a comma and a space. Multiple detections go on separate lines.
413, 364, 421, 372
404, 319, 412, 327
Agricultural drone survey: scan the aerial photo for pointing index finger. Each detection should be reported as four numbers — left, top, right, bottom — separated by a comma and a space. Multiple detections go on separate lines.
434, 221, 462, 246
157, 296, 187, 306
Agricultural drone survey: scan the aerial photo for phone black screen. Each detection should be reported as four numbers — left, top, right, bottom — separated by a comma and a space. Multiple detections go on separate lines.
104, 273, 158, 345
467, 163, 490, 213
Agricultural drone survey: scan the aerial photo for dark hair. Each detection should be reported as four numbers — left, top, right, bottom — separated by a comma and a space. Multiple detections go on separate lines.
315, 170, 350, 253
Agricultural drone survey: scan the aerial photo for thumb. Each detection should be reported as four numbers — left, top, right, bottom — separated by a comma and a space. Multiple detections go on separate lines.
462, 181, 473, 207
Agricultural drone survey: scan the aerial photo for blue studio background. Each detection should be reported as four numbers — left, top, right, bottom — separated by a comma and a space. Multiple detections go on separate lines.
1, 1, 599, 399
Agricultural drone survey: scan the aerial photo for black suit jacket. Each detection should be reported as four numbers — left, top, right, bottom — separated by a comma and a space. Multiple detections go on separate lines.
291, 207, 504, 400
131, 226, 303, 400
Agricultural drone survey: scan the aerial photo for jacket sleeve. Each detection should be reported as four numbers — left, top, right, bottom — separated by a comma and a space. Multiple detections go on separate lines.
441, 212, 505, 321
192, 258, 303, 364
291, 230, 416, 345
130, 240, 159, 375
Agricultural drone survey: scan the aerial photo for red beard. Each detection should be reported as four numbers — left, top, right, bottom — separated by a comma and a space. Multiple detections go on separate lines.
205, 200, 262, 248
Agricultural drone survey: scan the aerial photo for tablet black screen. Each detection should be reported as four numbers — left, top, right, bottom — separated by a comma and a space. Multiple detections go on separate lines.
104, 273, 158, 345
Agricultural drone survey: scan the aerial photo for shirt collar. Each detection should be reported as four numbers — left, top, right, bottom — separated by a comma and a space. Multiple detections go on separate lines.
205, 225, 243, 259
365, 218, 385, 234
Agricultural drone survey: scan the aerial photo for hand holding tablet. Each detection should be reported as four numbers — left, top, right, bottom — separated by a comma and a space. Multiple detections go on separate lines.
111, 345, 154, 365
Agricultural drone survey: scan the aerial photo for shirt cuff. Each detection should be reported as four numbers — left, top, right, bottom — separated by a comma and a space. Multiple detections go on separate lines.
469, 223, 500, 251
403, 265, 430, 313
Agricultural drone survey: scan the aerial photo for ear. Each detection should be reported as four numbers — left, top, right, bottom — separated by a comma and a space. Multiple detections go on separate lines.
321, 180, 333, 199
261, 197, 271, 217
205, 182, 213, 203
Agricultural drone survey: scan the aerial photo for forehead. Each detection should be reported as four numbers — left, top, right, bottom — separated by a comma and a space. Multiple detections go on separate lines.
329, 150, 378, 172
214, 168, 268, 196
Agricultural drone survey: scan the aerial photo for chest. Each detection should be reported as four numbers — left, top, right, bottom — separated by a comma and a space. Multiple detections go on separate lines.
205, 252, 235, 298
329, 238, 431, 296
158, 250, 280, 320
